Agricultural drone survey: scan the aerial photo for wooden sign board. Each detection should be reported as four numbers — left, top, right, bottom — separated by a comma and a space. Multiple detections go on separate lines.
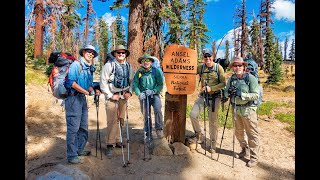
162, 44, 197, 74
164, 73, 197, 95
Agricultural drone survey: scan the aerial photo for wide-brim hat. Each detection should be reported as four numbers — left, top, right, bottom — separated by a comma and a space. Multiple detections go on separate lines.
138, 54, 154, 64
229, 56, 248, 68
111, 45, 130, 57
79, 45, 98, 58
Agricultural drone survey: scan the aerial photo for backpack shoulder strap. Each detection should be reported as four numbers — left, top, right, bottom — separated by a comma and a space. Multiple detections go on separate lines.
198, 63, 205, 84
214, 63, 220, 83
244, 72, 250, 85
152, 67, 157, 77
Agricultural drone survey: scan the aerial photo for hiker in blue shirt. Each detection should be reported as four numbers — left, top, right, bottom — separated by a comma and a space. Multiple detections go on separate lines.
64, 45, 99, 164
132, 54, 164, 142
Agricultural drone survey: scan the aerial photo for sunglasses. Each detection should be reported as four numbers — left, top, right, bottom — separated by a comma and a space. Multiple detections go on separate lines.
141, 59, 151, 63
233, 64, 243, 67
204, 55, 212, 58
86, 50, 94, 54
116, 51, 126, 55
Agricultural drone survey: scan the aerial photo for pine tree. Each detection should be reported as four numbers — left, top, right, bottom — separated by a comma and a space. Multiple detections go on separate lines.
289, 39, 295, 61
265, 29, 283, 84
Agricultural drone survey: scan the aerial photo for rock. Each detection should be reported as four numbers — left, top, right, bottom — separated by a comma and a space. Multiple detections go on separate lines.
172, 142, 190, 155
152, 138, 173, 156
36, 164, 91, 180
283, 86, 295, 92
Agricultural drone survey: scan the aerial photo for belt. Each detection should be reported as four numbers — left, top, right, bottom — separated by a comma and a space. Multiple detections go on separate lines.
69, 92, 84, 96
231, 101, 254, 107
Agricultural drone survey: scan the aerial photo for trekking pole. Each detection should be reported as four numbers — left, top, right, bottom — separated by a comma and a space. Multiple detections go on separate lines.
94, 95, 102, 160
146, 95, 152, 160
203, 80, 210, 155
116, 101, 127, 167
142, 98, 146, 160
125, 100, 131, 165
217, 98, 232, 161
232, 95, 237, 168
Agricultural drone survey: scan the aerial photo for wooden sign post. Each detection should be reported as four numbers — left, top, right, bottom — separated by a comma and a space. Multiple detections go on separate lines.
162, 44, 197, 143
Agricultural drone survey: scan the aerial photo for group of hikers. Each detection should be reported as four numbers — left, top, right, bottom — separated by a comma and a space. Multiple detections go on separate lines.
62, 44, 260, 168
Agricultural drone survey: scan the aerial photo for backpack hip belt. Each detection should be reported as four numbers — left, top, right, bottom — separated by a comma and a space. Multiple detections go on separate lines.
200, 91, 221, 112
231, 101, 254, 107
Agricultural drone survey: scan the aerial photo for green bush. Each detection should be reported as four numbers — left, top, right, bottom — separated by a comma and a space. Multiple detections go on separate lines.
258, 101, 281, 116
25, 66, 48, 85
275, 113, 295, 133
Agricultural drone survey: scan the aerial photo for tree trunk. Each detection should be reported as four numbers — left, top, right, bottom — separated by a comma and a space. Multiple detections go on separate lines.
34, 0, 44, 58
127, 0, 144, 71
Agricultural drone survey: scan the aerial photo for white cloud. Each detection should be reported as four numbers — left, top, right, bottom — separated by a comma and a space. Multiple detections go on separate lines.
273, 0, 295, 22
101, 12, 126, 28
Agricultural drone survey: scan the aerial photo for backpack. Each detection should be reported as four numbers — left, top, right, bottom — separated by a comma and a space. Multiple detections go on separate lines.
151, 56, 164, 76
230, 72, 263, 107
244, 58, 260, 83
47, 52, 81, 99
109, 60, 131, 89
215, 58, 230, 72
244, 58, 263, 107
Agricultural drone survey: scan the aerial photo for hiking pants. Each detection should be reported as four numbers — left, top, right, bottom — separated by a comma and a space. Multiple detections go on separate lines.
190, 95, 221, 148
104, 98, 126, 147
233, 106, 260, 161
65, 94, 88, 160
139, 94, 164, 134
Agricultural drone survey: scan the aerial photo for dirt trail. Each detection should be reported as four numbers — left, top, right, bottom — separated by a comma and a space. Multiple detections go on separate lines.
26, 84, 295, 180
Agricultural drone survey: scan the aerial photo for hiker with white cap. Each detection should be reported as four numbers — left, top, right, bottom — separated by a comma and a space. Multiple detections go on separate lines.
100, 44, 135, 158
223, 56, 260, 168
64, 44, 100, 164
189, 48, 226, 154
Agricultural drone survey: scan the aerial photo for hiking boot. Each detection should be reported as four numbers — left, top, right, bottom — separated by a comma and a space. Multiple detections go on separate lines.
78, 150, 91, 156
235, 146, 250, 159
105, 146, 113, 158
115, 142, 126, 148
246, 159, 258, 168
195, 133, 204, 144
156, 129, 164, 138
68, 156, 83, 164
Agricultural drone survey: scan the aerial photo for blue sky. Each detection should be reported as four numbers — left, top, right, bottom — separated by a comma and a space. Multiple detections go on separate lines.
89, 0, 295, 58
25, 0, 295, 59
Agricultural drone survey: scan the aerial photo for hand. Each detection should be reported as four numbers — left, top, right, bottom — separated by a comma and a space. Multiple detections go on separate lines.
202, 86, 211, 92
228, 86, 237, 97
145, 89, 155, 96
124, 91, 132, 99
139, 92, 146, 101
89, 90, 95, 96
95, 89, 101, 96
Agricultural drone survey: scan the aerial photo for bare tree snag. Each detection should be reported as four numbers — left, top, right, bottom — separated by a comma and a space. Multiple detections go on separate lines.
34, 0, 44, 58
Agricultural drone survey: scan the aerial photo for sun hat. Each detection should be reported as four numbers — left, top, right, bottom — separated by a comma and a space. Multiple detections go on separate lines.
111, 45, 130, 57
138, 54, 154, 64
79, 45, 98, 58
229, 56, 248, 68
